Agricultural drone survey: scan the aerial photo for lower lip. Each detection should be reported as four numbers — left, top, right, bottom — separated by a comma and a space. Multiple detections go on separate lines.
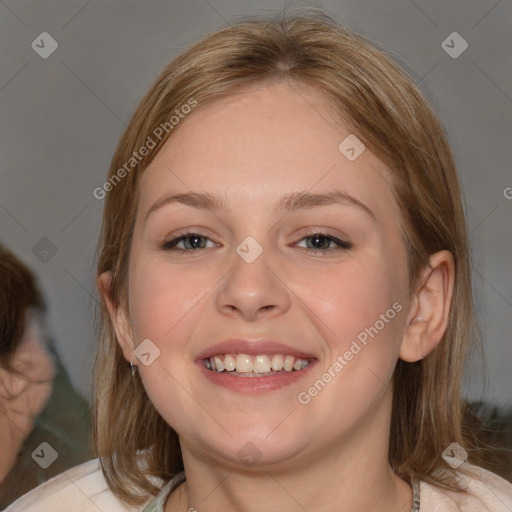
197, 361, 316, 394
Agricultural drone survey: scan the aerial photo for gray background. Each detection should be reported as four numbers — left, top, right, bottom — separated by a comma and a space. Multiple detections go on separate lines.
1, 0, 511, 407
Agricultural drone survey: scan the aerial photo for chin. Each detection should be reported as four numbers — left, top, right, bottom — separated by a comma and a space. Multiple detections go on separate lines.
182, 426, 313, 471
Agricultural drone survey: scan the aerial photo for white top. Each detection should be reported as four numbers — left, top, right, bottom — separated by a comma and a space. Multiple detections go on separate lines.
5, 458, 512, 511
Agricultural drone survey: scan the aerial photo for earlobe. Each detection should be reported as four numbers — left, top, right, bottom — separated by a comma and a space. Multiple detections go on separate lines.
97, 272, 135, 364
399, 250, 455, 363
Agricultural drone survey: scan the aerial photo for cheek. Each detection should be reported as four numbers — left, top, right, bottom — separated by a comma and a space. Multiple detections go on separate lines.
128, 258, 207, 429
128, 256, 210, 345
301, 257, 404, 357
295, 262, 404, 433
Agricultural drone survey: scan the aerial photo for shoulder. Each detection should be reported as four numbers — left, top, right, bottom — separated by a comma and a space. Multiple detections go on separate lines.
420, 463, 512, 511
4, 458, 146, 512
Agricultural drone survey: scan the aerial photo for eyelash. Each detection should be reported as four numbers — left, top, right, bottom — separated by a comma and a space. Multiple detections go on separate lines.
161, 230, 352, 255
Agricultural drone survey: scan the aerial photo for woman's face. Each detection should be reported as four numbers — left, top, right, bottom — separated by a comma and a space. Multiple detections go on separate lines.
120, 81, 412, 469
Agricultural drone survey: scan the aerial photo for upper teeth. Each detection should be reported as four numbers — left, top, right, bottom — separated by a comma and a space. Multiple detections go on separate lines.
205, 354, 310, 374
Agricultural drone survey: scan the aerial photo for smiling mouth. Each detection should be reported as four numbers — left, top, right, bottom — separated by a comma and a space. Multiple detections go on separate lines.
203, 353, 310, 377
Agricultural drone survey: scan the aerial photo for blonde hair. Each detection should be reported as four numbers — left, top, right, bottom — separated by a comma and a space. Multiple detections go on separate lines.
94, 8, 484, 506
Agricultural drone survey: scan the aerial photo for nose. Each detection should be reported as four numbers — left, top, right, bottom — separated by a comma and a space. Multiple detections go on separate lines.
215, 244, 291, 321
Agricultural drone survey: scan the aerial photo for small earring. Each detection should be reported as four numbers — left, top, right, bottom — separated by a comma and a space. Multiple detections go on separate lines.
130, 361, 136, 377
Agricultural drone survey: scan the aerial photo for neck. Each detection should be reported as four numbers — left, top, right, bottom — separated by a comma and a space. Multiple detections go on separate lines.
165, 394, 412, 512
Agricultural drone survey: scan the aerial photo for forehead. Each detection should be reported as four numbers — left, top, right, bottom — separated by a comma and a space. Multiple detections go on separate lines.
138, 81, 400, 224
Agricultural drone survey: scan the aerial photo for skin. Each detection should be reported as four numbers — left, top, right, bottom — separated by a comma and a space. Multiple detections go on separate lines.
100, 80, 455, 512
0, 311, 55, 482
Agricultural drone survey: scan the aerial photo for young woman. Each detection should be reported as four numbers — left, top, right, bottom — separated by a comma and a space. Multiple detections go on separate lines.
6, 8, 512, 512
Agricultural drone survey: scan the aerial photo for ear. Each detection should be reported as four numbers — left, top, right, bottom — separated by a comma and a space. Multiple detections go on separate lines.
399, 250, 455, 362
97, 272, 136, 366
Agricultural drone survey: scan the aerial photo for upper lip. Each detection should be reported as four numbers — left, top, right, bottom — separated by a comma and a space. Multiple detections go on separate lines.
196, 339, 316, 361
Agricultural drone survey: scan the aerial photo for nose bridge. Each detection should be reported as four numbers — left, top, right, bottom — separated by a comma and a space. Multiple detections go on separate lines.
216, 234, 290, 318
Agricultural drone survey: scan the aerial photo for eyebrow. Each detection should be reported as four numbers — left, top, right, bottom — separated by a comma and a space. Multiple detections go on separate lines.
144, 190, 377, 223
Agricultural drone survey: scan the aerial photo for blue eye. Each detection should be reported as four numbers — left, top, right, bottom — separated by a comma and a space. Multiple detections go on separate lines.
161, 231, 352, 254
